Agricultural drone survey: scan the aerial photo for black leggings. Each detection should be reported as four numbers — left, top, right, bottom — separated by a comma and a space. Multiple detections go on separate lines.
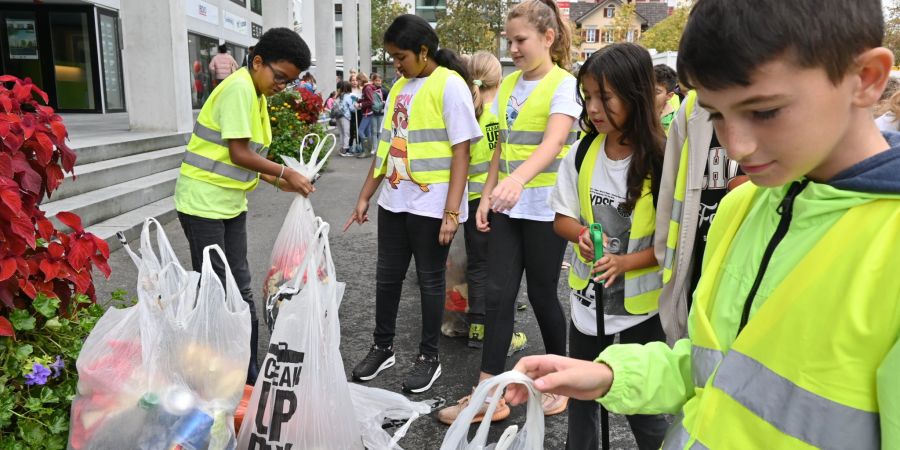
464, 199, 489, 325
566, 315, 669, 450
481, 214, 567, 375
373, 207, 450, 357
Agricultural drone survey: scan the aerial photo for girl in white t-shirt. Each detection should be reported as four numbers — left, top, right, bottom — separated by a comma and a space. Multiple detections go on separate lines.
441, 0, 579, 425
549, 43, 668, 450
343, 14, 481, 394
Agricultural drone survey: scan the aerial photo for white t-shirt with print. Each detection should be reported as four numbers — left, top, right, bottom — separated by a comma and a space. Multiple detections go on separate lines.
491, 75, 580, 222
549, 138, 658, 336
377, 74, 482, 221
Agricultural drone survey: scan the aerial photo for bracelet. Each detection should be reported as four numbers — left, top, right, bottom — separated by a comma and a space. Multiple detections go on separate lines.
508, 174, 525, 187
444, 209, 460, 226
278, 164, 286, 178
276, 164, 285, 190
578, 226, 589, 240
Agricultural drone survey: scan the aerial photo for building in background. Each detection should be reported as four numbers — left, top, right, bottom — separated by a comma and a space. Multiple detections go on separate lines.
0, 0, 268, 114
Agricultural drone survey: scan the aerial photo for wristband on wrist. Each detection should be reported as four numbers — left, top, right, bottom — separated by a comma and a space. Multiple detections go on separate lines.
578, 226, 589, 240
508, 174, 525, 187
276, 164, 286, 190
444, 209, 460, 226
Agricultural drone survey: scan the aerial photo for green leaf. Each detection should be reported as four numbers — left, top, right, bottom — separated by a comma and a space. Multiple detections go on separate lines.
9, 309, 35, 331
39, 387, 59, 404
43, 317, 61, 330
18, 419, 47, 445
15, 344, 33, 360
47, 412, 68, 434
24, 396, 44, 412
32, 294, 60, 318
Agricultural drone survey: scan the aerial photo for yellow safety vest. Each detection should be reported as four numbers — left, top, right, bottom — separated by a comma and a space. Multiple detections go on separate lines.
664, 184, 900, 450
468, 102, 499, 200
180, 67, 270, 191
497, 66, 578, 189
662, 91, 697, 284
373, 66, 458, 185
567, 134, 662, 315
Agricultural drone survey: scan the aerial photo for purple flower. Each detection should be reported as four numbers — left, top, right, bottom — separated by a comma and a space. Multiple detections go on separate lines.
50, 355, 64, 378
24, 363, 51, 386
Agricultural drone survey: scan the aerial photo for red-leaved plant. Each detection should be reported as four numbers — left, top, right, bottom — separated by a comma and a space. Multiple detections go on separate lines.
0, 76, 110, 337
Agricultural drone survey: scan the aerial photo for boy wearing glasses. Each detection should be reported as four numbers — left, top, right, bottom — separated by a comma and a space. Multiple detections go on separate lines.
175, 28, 314, 384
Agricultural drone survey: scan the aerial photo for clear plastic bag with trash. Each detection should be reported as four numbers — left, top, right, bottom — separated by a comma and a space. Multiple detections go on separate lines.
68, 218, 251, 450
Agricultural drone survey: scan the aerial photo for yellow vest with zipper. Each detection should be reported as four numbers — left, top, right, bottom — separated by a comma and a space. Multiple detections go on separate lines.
497, 66, 578, 188
567, 134, 662, 315
663, 184, 900, 450
468, 101, 499, 200
179, 67, 271, 191
373, 66, 458, 184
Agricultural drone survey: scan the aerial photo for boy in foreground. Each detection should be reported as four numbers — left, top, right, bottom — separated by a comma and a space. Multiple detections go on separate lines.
507, 0, 900, 447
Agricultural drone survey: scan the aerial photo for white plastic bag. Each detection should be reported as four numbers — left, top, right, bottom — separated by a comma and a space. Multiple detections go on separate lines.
440, 371, 545, 450
349, 384, 432, 450
263, 133, 335, 329
238, 221, 362, 450
69, 219, 251, 450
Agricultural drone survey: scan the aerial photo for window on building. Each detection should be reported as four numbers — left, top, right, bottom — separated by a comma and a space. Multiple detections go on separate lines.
416, 0, 447, 22
584, 28, 597, 43
603, 29, 614, 43
336, 28, 343, 56
230, 0, 246, 7
604, 6, 615, 18
626, 29, 635, 42
251, 0, 262, 15
335, 4, 342, 22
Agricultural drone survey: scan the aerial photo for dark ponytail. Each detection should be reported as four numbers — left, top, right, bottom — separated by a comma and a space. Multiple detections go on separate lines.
383, 14, 470, 83
433, 48, 472, 86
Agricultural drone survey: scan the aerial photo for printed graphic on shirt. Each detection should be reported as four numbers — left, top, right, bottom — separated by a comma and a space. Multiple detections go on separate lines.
385, 94, 429, 192
573, 189, 633, 316
484, 122, 500, 152
698, 145, 741, 229
506, 96, 525, 128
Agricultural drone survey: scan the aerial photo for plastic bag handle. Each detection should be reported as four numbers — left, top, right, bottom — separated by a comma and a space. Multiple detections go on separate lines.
200, 244, 247, 313
296, 132, 321, 166
440, 371, 544, 450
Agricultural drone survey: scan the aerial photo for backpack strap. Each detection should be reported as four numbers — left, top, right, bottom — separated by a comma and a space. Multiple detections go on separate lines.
574, 132, 599, 174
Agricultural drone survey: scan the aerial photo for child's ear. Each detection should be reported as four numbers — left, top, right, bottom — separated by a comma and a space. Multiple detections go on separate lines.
665, 91, 675, 101
851, 47, 894, 108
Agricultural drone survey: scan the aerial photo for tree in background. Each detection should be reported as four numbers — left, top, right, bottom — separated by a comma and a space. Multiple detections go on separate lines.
611, 1, 638, 43
639, 2, 691, 52
436, 0, 496, 55
371, 0, 410, 77
886, 4, 900, 65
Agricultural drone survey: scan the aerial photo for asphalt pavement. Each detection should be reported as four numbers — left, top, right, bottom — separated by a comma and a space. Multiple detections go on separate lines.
93, 150, 642, 449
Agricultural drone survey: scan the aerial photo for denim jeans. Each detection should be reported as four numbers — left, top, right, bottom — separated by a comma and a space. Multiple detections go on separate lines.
372, 207, 450, 357
178, 211, 260, 385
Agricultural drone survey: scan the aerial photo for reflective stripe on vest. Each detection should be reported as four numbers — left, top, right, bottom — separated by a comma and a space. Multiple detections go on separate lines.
183, 122, 268, 183
662, 91, 696, 284
373, 66, 457, 185
712, 350, 879, 450
671, 184, 900, 450
662, 415, 709, 450
691, 345, 723, 387
497, 66, 574, 189
498, 129, 579, 146
567, 134, 662, 314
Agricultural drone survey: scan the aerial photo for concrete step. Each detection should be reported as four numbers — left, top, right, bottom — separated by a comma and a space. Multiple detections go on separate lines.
52, 146, 185, 202
85, 196, 177, 252
73, 132, 190, 165
43, 168, 179, 231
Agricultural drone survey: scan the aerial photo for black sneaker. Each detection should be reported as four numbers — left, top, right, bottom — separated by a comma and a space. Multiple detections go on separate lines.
352, 344, 395, 381
402, 354, 442, 393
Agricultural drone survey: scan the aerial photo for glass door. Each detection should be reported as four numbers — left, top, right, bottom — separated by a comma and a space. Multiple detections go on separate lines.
49, 10, 97, 110
97, 9, 124, 111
